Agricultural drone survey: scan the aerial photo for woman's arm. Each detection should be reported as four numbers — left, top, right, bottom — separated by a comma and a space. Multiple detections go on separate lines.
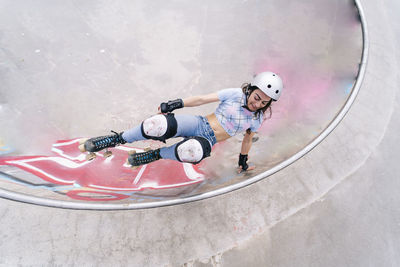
183, 93, 219, 107
240, 130, 255, 155
158, 92, 219, 113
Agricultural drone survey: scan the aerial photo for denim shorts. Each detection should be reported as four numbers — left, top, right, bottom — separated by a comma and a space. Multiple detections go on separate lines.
196, 116, 217, 147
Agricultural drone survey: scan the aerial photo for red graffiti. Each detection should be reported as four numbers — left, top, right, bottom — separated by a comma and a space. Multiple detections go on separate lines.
0, 139, 205, 201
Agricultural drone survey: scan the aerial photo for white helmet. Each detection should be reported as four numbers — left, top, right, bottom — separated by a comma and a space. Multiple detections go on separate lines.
251, 71, 283, 101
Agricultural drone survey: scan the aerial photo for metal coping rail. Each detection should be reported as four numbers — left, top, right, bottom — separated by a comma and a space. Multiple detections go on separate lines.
0, 0, 369, 210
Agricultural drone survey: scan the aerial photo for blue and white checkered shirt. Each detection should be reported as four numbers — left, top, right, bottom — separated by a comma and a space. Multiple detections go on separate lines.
215, 88, 264, 137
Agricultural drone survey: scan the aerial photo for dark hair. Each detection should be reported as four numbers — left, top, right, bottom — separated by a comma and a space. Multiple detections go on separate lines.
241, 83, 273, 120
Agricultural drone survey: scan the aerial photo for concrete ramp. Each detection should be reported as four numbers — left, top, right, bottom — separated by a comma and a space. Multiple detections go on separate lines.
4, 0, 399, 266
0, 0, 364, 209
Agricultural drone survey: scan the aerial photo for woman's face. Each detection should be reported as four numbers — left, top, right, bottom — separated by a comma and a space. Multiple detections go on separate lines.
247, 89, 271, 111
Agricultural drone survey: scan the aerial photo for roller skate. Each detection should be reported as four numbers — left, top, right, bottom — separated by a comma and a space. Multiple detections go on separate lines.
127, 148, 162, 169
79, 131, 126, 160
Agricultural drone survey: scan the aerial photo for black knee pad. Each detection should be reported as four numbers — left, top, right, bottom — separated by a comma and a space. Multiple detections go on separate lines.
174, 136, 212, 164
141, 113, 178, 143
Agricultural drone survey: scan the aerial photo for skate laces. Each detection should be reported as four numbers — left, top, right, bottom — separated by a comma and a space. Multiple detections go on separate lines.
135, 150, 160, 162
92, 131, 122, 148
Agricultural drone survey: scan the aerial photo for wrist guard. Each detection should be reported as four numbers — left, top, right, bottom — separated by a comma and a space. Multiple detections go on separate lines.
160, 99, 184, 113
238, 154, 249, 171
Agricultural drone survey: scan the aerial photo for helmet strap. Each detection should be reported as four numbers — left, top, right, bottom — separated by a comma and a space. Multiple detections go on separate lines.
242, 85, 254, 111
242, 92, 252, 111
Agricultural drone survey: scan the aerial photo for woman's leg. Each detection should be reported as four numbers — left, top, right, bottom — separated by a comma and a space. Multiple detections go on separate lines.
121, 114, 200, 143
160, 136, 212, 163
158, 145, 178, 161
128, 136, 212, 165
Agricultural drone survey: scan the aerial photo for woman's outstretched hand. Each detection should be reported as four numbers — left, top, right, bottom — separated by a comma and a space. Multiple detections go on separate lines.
237, 154, 256, 173
237, 165, 256, 174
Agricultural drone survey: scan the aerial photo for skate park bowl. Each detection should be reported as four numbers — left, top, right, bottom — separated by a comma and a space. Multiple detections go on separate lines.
0, 0, 366, 210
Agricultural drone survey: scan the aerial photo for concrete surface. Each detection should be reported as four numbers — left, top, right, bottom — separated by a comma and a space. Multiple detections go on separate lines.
0, 0, 364, 207
0, 0, 399, 266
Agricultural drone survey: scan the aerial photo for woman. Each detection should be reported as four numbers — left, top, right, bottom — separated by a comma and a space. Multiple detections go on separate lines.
80, 71, 283, 173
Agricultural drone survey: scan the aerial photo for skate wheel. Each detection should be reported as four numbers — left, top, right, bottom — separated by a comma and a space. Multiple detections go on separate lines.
131, 166, 139, 170
126, 158, 133, 165
104, 151, 112, 158
144, 147, 152, 152
128, 150, 136, 155
78, 144, 87, 153
79, 138, 88, 145
86, 152, 96, 161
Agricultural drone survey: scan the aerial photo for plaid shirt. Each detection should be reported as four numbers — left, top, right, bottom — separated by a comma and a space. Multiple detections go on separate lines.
215, 88, 264, 137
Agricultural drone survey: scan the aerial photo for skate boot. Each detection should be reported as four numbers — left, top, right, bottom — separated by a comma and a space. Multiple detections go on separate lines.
127, 148, 162, 168
79, 131, 126, 160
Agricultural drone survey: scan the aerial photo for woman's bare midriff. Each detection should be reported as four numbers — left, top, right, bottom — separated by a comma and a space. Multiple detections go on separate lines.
206, 113, 231, 142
